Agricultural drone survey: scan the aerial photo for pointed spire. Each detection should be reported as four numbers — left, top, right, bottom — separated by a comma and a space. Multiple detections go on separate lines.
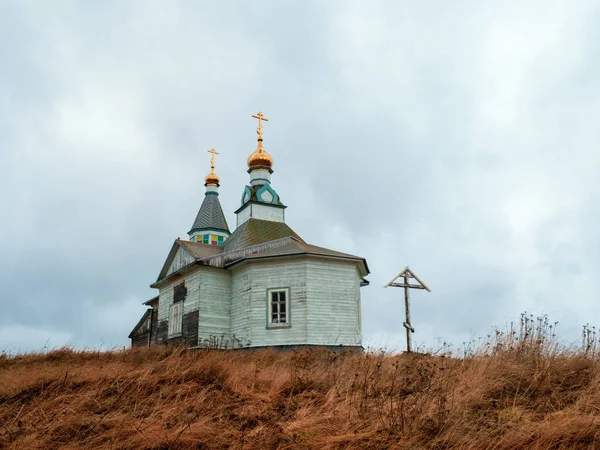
188, 147, 230, 243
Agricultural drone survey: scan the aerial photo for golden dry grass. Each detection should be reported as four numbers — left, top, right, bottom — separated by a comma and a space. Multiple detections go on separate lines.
0, 343, 599, 449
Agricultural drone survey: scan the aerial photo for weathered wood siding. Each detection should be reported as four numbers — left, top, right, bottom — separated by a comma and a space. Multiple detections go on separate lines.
230, 259, 309, 347
305, 259, 362, 346
156, 266, 231, 347
150, 307, 158, 345
165, 246, 195, 277
197, 267, 231, 346
229, 257, 362, 348
153, 253, 362, 348
130, 310, 152, 347
157, 268, 201, 346
229, 265, 253, 346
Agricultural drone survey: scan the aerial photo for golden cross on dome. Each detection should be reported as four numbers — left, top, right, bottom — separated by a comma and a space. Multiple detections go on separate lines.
252, 111, 269, 137
207, 148, 219, 171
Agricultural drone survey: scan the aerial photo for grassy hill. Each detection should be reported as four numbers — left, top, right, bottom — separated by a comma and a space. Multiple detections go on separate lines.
1, 336, 599, 449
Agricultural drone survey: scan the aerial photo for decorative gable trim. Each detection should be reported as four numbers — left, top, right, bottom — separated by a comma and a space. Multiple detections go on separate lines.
233, 200, 287, 215
128, 308, 152, 339
256, 184, 279, 204
188, 226, 231, 235
241, 186, 252, 205
156, 241, 196, 282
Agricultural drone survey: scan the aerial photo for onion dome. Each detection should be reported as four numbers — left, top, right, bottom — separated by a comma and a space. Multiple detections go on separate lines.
205, 171, 219, 186
247, 146, 273, 169
248, 111, 273, 170
205, 148, 220, 187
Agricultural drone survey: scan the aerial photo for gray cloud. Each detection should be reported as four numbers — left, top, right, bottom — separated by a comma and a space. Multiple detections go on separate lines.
1, 0, 599, 352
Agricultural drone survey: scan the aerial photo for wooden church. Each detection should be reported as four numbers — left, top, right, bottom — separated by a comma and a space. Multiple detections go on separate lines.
129, 112, 370, 350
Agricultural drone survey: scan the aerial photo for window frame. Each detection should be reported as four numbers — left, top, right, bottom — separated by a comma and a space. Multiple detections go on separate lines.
168, 302, 183, 337
266, 287, 291, 329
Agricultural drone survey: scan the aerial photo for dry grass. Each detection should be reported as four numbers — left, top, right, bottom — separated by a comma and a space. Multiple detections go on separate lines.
1, 340, 599, 449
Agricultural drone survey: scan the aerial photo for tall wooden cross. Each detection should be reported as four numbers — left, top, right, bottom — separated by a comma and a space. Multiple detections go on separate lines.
207, 148, 219, 170
384, 267, 431, 353
252, 111, 269, 136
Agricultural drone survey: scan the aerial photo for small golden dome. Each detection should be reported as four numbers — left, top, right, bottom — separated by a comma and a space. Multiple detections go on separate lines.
205, 148, 220, 186
248, 111, 273, 169
205, 171, 220, 186
247, 147, 273, 169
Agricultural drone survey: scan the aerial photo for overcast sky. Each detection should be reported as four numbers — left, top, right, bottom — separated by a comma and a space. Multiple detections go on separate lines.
1, 1, 599, 353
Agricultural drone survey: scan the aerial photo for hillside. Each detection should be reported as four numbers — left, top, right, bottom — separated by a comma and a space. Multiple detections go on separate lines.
1, 342, 599, 449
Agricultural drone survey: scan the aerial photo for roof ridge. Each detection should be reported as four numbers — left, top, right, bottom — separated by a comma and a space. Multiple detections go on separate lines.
200, 236, 298, 267
296, 241, 361, 259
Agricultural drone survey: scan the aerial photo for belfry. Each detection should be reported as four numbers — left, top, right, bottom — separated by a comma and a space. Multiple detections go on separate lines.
236, 112, 286, 226
129, 112, 370, 350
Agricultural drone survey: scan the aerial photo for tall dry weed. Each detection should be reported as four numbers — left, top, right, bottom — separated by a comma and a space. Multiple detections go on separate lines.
1, 321, 599, 449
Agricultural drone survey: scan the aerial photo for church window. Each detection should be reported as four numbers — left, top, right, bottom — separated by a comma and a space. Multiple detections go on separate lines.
202, 235, 209, 244
267, 288, 290, 327
168, 303, 183, 336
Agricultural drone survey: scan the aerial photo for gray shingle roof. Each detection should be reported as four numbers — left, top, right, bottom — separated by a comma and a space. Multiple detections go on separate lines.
189, 194, 230, 233
153, 219, 369, 287
178, 240, 224, 259
222, 238, 369, 275
223, 218, 304, 252
236, 239, 364, 261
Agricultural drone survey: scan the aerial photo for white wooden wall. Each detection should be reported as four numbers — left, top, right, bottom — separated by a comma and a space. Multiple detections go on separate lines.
229, 257, 362, 348
236, 203, 285, 226
305, 259, 362, 346
230, 265, 252, 345
156, 254, 363, 348
197, 267, 231, 344
230, 259, 309, 346
157, 269, 201, 325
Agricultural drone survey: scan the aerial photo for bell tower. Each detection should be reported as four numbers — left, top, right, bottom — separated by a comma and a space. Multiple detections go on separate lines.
235, 111, 286, 227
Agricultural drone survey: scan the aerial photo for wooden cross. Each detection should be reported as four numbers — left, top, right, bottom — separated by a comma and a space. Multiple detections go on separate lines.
252, 111, 269, 136
384, 267, 431, 353
207, 148, 219, 168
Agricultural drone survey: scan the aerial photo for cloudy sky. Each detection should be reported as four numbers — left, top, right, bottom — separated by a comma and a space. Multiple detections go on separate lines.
1, 1, 599, 352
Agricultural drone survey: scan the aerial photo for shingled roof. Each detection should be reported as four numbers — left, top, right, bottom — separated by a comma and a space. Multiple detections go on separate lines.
153, 219, 369, 286
223, 218, 304, 252
228, 239, 363, 262
178, 240, 224, 259
189, 194, 229, 233
223, 238, 370, 274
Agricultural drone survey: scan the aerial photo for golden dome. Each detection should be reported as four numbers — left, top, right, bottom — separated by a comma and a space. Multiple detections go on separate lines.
248, 111, 273, 169
247, 147, 273, 169
205, 148, 220, 186
205, 171, 219, 186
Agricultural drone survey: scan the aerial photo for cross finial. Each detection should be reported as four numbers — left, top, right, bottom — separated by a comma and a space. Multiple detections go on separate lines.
207, 148, 219, 172
252, 111, 269, 138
